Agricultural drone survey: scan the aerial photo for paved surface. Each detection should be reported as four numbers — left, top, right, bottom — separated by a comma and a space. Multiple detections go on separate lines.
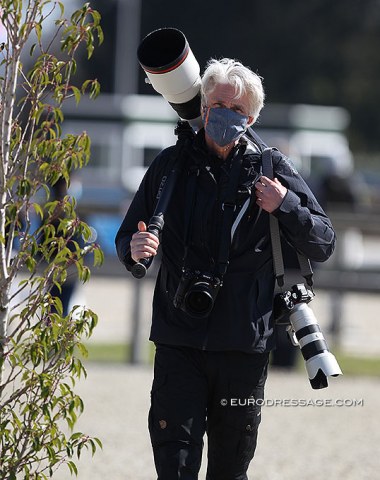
53, 364, 380, 480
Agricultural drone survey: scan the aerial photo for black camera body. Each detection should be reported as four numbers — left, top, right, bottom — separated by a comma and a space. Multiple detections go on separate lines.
274, 283, 314, 324
273, 283, 342, 389
173, 268, 222, 318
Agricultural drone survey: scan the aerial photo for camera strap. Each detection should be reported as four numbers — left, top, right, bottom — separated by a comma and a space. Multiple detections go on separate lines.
261, 147, 314, 289
183, 162, 200, 260
153, 120, 196, 215
182, 143, 245, 278
216, 144, 245, 276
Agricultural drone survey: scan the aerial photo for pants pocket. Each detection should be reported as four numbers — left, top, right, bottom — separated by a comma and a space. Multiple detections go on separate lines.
149, 372, 206, 447
149, 374, 175, 446
148, 372, 205, 479
206, 383, 264, 480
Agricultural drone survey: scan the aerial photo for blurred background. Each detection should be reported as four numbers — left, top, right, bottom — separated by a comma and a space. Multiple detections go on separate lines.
46, 0, 380, 371
10, 1, 380, 478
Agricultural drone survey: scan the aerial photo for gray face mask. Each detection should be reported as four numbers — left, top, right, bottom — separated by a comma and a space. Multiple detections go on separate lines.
202, 107, 249, 147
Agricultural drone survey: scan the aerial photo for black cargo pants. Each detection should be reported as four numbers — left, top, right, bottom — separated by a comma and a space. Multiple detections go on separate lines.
148, 344, 269, 480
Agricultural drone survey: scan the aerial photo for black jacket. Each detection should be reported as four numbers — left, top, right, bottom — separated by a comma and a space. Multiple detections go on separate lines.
115, 129, 336, 353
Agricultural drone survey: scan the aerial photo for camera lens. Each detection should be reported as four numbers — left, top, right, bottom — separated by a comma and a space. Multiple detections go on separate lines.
138, 28, 188, 74
137, 28, 202, 128
185, 284, 214, 318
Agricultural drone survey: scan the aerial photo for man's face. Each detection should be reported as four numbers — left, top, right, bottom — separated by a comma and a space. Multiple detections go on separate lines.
205, 82, 254, 125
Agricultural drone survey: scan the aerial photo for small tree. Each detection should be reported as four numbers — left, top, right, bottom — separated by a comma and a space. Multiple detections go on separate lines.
0, 1, 104, 478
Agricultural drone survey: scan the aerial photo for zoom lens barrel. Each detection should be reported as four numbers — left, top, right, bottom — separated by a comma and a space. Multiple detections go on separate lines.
289, 303, 343, 389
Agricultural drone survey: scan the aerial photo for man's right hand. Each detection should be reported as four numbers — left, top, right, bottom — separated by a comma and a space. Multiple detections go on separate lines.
130, 221, 160, 263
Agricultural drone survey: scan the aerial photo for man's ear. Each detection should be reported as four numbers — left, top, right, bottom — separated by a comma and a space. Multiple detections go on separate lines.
247, 115, 255, 126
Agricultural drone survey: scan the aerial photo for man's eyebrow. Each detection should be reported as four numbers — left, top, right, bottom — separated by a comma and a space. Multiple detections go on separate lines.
231, 101, 245, 109
213, 99, 244, 109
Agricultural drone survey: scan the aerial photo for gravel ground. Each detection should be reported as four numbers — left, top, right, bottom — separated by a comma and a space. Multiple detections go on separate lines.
53, 364, 380, 480
51, 245, 380, 479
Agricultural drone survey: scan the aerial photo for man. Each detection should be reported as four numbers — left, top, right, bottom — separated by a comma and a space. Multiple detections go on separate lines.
115, 58, 336, 480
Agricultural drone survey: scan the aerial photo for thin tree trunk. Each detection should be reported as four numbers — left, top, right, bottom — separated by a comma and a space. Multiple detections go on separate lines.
0, 27, 20, 391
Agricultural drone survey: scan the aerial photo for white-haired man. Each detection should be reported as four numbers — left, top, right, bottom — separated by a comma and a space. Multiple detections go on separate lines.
116, 58, 335, 479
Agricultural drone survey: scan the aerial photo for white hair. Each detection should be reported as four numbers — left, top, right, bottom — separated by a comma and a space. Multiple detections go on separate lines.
200, 58, 265, 121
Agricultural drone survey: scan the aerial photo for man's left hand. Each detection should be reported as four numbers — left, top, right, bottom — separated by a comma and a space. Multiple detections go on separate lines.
255, 176, 287, 213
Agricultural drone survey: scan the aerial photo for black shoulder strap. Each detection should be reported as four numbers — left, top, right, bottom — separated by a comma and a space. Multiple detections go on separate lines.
216, 145, 245, 276
262, 148, 285, 287
155, 120, 195, 205
261, 147, 314, 288
246, 127, 268, 152
182, 144, 245, 278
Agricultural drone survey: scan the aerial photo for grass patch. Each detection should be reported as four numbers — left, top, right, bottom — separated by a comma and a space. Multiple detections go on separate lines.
83, 343, 131, 363
292, 350, 380, 377
333, 351, 380, 377
82, 342, 156, 364
81, 343, 380, 377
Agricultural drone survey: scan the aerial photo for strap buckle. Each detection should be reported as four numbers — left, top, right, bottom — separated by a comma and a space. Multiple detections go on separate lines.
222, 202, 236, 212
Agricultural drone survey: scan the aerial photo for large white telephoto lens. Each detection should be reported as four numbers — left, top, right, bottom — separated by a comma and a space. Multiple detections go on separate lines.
289, 303, 343, 389
137, 28, 202, 128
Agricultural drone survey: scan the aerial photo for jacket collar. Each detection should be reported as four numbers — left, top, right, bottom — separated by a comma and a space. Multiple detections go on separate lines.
193, 128, 261, 157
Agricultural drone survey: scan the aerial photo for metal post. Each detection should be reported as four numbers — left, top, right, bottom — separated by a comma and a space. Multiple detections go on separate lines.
130, 280, 143, 363
114, 0, 142, 95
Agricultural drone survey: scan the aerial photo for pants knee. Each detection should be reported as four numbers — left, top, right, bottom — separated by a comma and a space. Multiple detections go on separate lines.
148, 373, 205, 479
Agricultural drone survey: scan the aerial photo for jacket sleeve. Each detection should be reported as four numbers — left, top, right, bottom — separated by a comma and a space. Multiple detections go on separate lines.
271, 151, 336, 262
115, 147, 175, 270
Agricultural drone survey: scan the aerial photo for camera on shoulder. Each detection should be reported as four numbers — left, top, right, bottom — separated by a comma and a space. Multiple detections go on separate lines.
173, 268, 222, 318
